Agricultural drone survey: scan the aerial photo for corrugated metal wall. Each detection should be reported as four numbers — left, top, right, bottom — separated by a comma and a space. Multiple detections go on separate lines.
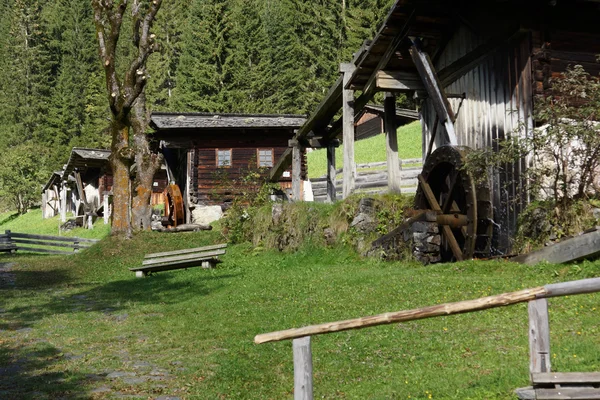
420, 26, 534, 254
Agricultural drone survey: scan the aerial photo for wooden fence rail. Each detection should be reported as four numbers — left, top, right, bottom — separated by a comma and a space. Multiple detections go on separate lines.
255, 277, 600, 399
0, 230, 99, 255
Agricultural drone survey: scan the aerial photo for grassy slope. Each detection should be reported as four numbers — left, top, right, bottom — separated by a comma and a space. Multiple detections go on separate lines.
0, 208, 110, 240
1, 221, 599, 399
307, 120, 422, 179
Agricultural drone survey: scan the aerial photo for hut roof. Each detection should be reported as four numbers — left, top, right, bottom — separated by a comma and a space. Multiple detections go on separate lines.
62, 148, 111, 180
150, 112, 306, 131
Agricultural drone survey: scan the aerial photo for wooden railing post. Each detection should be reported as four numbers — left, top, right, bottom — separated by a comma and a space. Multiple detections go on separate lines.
528, 299, 551, 374
293, 336, 313, 400
73, 240, 80, 253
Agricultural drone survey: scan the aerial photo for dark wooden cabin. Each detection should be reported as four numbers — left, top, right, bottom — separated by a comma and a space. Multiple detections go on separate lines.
150, 112, 307, 207
355, 105, 419, 141
271, 0, 600, 255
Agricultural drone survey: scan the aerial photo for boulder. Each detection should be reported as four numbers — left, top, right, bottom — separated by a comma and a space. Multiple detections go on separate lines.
191, 205, 223, 226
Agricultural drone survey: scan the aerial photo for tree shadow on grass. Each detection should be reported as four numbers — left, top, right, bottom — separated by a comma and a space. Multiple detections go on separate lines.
0, 340, 92, 399
0, 212, 19, 227
1, 268, 241, 330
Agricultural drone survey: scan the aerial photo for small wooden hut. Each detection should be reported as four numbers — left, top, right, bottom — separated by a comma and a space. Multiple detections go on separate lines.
150, 112, 307, 213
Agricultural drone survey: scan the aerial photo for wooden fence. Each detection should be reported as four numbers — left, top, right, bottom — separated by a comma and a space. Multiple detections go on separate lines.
0, 230, 100, 255
310, 158, 422, 202
255, 277, 600, 399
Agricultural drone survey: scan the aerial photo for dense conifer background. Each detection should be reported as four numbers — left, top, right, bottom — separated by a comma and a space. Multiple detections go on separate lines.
0, 0, 393, 208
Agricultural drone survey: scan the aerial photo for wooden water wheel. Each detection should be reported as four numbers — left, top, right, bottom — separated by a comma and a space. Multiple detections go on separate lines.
414, 145, 493, 261
163, 184, 184, 227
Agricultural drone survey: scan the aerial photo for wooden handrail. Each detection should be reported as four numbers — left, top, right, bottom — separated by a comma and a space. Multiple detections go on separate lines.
255, 277, 600, 344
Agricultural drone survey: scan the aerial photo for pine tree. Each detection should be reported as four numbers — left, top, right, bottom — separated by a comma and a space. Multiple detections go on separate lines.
173, 0, 232, 112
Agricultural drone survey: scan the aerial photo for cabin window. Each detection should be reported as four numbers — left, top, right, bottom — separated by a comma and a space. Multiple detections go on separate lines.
257, 149, 274, 167
216, 149, 232, 167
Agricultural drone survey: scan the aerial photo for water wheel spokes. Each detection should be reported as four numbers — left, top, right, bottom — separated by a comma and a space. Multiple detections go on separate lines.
414, 145, 493, 262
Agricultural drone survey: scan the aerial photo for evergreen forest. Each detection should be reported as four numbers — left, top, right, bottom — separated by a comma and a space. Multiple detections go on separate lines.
0, 0, 394, 211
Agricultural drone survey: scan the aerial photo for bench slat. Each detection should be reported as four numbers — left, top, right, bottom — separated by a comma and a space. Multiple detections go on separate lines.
130, 257, 221, 272
142, 249, 226, 267
536, 388, 600, 399
533, 373, 600, 385
144, 243, 227, 259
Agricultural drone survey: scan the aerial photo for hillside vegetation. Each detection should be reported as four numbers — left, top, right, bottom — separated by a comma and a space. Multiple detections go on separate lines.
307, 121, 422, 179
1, 201, 599, 399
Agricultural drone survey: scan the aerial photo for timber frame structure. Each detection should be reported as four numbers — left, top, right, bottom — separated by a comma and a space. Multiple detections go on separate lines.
270, 0, 600, 255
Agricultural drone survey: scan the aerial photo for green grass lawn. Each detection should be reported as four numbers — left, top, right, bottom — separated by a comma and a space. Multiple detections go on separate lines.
0, 208, 110, 240
1, 223, 599, 399
307, 121, 423, 179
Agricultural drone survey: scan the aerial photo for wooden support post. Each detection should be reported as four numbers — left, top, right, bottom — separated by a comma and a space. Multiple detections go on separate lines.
340, 63, 356, 199
293, 336, 313, 400
292, 144, 303, 201
87, 215, 93, 230
41, 191, 47, 219
326, 145, 336, 203
410, 39, 458, 145
60, 182, 67, 223
103, 192, 110, 225
384, 93, 402, 193
528, 299, 551, 375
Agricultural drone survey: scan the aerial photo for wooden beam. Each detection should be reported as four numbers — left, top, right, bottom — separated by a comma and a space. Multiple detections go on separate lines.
292, 144, 303, 201
356, 8, 416, 95
410, 39, 458, 145
341, 63, 356, 199
307, 138, 340, 149
60, 181, 67, 223
376, 70, 424, 91
269, 147, 292, 182
293, 337, 313, 400
384, 93, 402, 193
326, 145, 336, 203
512, 228, 600, 265
255, 277, 600, 344
529, 299, 551, 375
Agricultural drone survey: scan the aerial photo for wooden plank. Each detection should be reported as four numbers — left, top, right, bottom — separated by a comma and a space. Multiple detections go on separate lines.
293, 337, 313, 400
255, 286, 546, 344
292, 145, 303, 201
512, 229, 600, 266
145, 244, 227, 259
131, 258, 221, 274
326, 145, 336, 203
60, 182, 67, 223
533, 372, 600, 385
376, 70, 424, 91
543, 277, 600, 298
141, 249, 226, 267
529, 299, 551, 374
9, 232, 99, 243
16, 247, 74, 255
535, 388, 600, 399
11, 239, 92, 249
341, 63, 356, 199
384, 93, 401, 193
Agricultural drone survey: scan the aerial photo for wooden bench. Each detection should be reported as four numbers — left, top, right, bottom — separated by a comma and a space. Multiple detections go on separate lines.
130, 243, 227, 277
517, 373, 600, 399
515, 298, 600, 400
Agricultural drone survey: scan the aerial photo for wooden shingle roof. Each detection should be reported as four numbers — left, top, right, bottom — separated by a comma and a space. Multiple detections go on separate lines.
151, 112, 306, 131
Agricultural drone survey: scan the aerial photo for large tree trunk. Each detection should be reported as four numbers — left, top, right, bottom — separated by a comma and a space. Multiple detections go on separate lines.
110, 120, 134, 236
131, 95, 163, 231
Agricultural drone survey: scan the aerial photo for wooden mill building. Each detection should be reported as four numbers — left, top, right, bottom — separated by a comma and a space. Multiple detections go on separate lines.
270, 0, 600, 255
150, 112, 307, 216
